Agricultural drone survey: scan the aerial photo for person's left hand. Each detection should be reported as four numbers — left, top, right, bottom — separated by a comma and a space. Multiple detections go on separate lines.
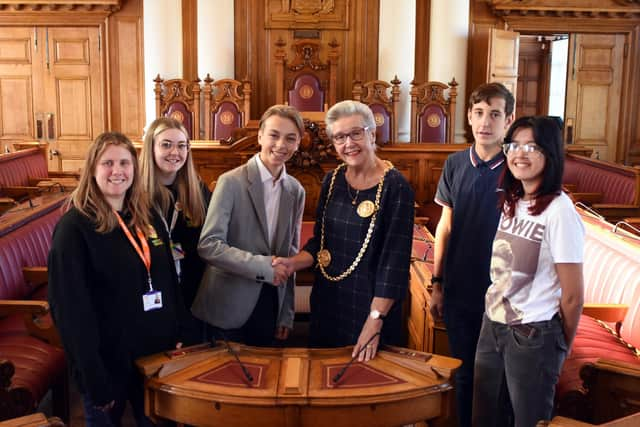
274, 326, 290, 340
353, 317, 383, 362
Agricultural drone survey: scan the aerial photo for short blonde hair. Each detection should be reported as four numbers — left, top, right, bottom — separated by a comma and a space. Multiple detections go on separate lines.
259, 104, 305, 137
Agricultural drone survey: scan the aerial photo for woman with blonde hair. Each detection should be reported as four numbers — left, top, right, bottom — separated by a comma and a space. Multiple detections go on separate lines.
48, 132, 191, 426
140, 117, 211, 317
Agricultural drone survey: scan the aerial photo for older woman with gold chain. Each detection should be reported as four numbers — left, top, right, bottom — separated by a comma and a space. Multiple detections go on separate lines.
274, 100, 414, 362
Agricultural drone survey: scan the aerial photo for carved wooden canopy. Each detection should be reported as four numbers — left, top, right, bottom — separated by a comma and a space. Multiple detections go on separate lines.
0, 0, 120, 12
488, 0, 640, 17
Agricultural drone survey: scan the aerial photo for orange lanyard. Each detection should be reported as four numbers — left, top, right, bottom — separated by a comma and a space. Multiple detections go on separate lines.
114, 210, 153, 292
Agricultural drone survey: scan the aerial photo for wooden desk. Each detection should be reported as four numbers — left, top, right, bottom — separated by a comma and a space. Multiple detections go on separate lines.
0, 192, 67, 237
137, 344, 461, 427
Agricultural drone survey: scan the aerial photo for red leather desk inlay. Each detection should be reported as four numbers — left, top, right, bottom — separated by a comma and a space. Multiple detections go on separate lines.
324, 362, 405, 388
191, 360, 267, 388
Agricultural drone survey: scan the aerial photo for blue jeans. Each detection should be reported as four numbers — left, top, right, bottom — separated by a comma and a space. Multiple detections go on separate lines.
443, 305, 484, 427
472, 314, 568, 427
81, 371, 154, 427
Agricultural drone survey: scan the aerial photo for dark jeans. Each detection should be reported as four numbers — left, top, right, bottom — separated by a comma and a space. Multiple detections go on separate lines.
472, 314, 568, 427
443, 304, 484, 427
81, 371, 153, 427
211, 283, 278, 347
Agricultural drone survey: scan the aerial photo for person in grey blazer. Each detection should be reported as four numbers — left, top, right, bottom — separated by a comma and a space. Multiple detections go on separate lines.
192, 105, 305, 346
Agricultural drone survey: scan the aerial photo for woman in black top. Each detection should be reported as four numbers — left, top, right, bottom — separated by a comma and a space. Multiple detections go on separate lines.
48, 132, 191, 426
274, 100, 414, 362
140, 117, 211, 331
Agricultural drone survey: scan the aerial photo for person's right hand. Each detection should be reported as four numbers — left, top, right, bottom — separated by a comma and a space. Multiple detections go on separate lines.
272, 263, 289, 286
430, 284, 444, 320
272, 256, 295, 276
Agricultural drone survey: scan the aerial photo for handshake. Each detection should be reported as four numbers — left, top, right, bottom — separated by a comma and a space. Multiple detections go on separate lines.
270, 256, 296, 286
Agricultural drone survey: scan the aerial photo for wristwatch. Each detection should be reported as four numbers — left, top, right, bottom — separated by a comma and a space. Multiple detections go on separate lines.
430, 276, 443, 285
369, 309, 386, 320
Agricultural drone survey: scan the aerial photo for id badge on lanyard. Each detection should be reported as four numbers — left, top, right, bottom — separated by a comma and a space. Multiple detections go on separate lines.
114, 211, 163, 311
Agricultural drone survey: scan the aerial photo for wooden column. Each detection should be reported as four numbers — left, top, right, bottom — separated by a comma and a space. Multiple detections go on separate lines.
182, 0, 198, 81
414, 0, 431, 84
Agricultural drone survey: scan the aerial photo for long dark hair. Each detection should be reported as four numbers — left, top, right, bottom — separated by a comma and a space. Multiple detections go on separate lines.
500, 116, 564, 217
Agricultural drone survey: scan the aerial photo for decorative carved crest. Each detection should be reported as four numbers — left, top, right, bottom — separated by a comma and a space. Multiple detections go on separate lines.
287, 39, 329, 72
267, 0, 348, 29
289, 119, 336, 168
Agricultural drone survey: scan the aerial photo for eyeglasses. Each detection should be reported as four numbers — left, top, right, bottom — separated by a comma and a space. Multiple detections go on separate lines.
158, 141, 190, 152
502, 142, 543, 156
331, 127, 370, 145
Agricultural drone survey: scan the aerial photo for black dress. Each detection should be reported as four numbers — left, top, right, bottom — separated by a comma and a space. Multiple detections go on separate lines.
304, 166, 414, 347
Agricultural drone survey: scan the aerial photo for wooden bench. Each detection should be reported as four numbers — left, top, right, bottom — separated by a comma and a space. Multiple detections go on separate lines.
0, 146, 78, 204
564, 154, 640, 222
0, 193, 68, 422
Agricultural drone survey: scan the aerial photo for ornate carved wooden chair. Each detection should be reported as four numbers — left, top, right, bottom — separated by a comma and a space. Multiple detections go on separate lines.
274, 38, 339, 112
202, 75, 251, 142
409, 78, 458, 143
352, 77, 401, 145
153, 75, 202, 139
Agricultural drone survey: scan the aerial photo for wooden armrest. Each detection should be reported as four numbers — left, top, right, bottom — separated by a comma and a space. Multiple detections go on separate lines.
591, 358, 640, 378
1, 186, 42, 199
563, 183, 578, 193
572, 192, 603, 204
582, 303, 629, 323
0, 299, 60, 346
0, 299, 50, 317
22, 266, 48, 287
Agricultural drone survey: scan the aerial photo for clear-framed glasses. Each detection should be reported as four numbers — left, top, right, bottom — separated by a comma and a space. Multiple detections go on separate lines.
331, 126, 370, 145
158, 141, 190, 152
502, 142, 543, 156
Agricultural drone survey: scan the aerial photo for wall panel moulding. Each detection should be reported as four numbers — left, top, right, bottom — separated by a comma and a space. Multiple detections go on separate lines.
488, 0, 640, 18
0, 1, 121, 13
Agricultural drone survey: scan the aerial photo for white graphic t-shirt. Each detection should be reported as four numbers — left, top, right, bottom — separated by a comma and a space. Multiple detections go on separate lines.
485, 192, 585, 324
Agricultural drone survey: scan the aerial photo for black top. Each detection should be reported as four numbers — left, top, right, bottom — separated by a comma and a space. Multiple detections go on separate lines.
434, 146, 505, 313
304, 166, 414, 347
163, 181, 212, 310
47, 207, 194, 406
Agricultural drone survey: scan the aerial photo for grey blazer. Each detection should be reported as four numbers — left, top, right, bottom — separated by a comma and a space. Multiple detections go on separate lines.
192, 155, 305, 330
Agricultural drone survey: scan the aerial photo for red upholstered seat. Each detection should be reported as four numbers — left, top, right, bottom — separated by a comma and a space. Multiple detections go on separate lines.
203, 76, 251, 141
410, 79, 458, 143
352, 78, 401, 145
0, 202, 66, 413
153, 75, 201, 140
0, 335, 65, 401
564, 155, 639, 205
288, 73, 325, 112
557, 315, 639, 399
0, 149, 48, 188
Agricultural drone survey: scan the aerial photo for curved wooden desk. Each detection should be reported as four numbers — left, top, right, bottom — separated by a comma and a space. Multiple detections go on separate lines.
136, 344, 461, 427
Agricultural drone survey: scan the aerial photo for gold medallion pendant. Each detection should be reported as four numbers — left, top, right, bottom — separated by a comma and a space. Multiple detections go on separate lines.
317, 249, 332, 267
357, 200, 376, 218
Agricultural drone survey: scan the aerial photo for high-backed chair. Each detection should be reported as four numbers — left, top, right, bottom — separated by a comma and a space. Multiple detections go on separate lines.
274, 38, 340, 112
203, 75, 251, 141
153, 75, 201, 140
352, 77, 401, 145
409, 78, 458, 143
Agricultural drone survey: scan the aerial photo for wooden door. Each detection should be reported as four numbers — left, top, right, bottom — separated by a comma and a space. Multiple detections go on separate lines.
0, 27, 37, 153
516, 36, 551, 118
42, 27, 104, 171
0, 26, 104, 170
489, 28, 520, 102
565, 34, 624, 162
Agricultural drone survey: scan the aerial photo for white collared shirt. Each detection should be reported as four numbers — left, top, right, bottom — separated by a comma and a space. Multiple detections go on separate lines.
255, 154, 285, 247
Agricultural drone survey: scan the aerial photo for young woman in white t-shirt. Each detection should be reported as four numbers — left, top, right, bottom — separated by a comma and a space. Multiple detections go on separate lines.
472, 116, 585, 427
